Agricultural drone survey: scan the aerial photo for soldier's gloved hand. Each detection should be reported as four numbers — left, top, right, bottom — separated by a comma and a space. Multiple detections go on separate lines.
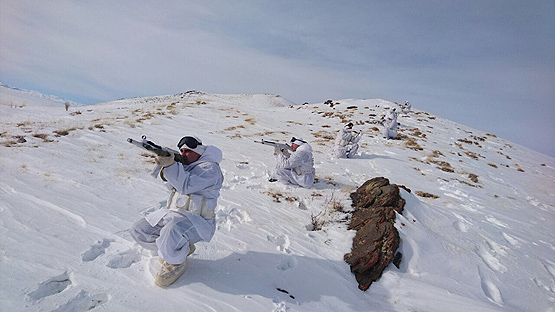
155, 154, 175, 168
281, 149, 290, 158
273, 145, 281, 155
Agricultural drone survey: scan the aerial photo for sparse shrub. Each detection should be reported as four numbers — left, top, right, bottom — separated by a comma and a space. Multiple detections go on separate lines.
415, 191, 439, 199
33, 133, 49, 140
312, 130, 335, 141
404, 138, 423, 151
428, 150, 444, 158
458, 138, 473, 144
123, 119, 136, 128
54, 129, 69, 136
265, 190, 285, 203
458, 179, 481, 188
429, 159, 454, 172
308, 192, 344, 231
465, 151, 479, 160
3, 140, 17, 147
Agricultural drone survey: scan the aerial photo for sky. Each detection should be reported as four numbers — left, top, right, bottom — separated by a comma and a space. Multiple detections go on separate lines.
1, 0, 554, 156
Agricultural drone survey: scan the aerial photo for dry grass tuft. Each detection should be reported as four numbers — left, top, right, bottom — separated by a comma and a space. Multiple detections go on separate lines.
429, 159, 455, 172
33, 133, 49, 140
404, 137, 423, 151
312, 130, 335, 141
2, 140, 17, 147
309, 192, 344, 231
415, 191, 439, 199
458, 138, 473, 144
265, 190, 285, 203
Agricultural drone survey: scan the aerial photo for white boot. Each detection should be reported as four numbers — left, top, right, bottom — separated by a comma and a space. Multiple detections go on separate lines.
155, 244, 195, 287
155, 261, 187, 288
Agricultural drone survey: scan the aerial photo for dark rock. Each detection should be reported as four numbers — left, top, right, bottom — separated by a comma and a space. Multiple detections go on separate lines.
344, 177, 405, 291
393, 252, 402, 269
398, 185, 411, 193
350, 177, 405, 214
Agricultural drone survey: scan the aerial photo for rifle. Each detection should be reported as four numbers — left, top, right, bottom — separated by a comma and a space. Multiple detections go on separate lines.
127, 135, 184, 178
254, 139, 293, 154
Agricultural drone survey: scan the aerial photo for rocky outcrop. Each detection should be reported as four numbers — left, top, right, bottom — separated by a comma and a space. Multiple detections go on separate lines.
344, 177, 405, 291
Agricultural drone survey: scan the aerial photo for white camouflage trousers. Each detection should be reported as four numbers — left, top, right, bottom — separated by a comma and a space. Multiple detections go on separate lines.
131, 216, 203, 265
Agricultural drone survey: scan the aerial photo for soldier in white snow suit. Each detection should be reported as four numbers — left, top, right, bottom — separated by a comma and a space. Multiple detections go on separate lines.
131, 136, 223, 287
383, 108, 398, 139
269, 137, 315, 188
401, 101, 411, 114
334, 122, 362, 158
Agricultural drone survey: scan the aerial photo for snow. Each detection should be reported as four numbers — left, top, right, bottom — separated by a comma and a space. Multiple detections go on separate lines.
0, 88, 554, 312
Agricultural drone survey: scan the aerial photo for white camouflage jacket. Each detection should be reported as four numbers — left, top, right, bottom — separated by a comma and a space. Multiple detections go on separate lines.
145, 146, 224, 240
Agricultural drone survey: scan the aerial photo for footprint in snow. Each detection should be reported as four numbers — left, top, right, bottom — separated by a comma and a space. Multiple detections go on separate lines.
106, 249, 141, 269
544, 260, 555, 279
235, 162, 250, 169
267, 234, 291, 254
81, 238, 114, 262
224, 175, 248, 189
476, 245, 508, 273
501, 232, 521, 248
51, 290, 109, 312
452, 220, 469, 232
276, 256, 297, 271
478, 268, 504, 306
26, 271, 73, 302
485, 216, 508, 228
526, 196, 549, 212
484, 238, 508, 257
216, 207, 251, 231
451, 212, 472, 232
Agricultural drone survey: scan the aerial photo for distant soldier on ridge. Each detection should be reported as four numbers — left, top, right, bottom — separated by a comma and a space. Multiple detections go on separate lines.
383, 107, 398, 139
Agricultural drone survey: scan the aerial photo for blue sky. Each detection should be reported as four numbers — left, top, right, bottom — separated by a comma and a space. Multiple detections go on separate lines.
1, 1, 554, 156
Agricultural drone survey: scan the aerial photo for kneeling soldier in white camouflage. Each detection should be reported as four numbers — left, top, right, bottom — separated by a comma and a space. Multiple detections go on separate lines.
334, 122, 362, 158
383, 108, 398, 139
131, 136, 223, 287
269, 137, 315, 188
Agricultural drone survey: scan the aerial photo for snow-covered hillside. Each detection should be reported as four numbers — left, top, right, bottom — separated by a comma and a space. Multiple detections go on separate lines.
0, 89, 553, 312
0, 82, 81, 109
